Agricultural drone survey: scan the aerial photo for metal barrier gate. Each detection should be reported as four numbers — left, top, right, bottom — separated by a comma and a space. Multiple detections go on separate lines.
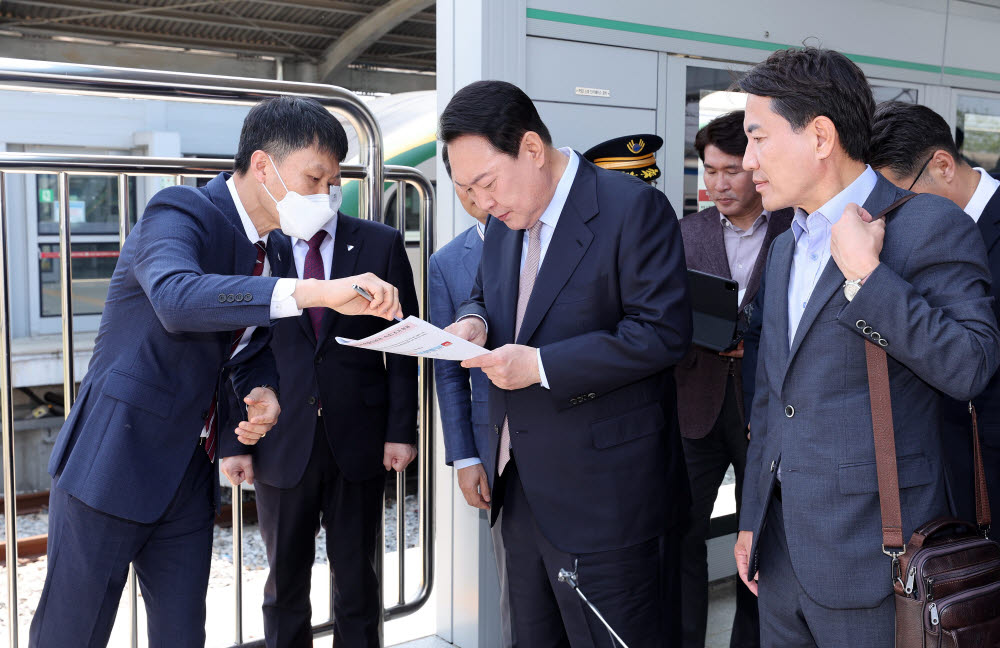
0, 58, 435, 647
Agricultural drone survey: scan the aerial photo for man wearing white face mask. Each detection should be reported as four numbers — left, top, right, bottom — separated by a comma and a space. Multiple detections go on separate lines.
30, 96, 404, 648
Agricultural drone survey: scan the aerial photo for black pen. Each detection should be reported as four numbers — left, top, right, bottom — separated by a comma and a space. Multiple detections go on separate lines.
352, 284, 404, 322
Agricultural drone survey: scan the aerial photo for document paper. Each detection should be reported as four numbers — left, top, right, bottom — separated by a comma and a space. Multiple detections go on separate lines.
335, 316, 489, 361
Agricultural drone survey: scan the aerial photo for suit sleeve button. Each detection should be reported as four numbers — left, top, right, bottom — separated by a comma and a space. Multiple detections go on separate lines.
307, 396, 316, 405
245, 293, 253, 302
784, 405, 795, 418
588, 392, 596, 399
856, 320, 867, 329
235, 293, 244, 302
227, 294, 235, 302
218, 294, 226, 303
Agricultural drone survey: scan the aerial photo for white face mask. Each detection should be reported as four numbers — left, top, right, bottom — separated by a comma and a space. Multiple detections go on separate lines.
261, 154, 341, 240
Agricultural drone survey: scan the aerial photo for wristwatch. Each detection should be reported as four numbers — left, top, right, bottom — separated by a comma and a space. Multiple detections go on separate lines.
843, 279, 863, 302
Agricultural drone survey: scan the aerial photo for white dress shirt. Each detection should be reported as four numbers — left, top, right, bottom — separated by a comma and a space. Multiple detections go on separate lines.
787, 166, 878, 345
965, 167, 1000, 223
453, 148, 580, 471
201, 179, 301, 438
291, 215, 338, 281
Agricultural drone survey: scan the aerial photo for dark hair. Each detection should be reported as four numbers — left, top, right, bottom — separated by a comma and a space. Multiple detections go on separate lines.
438, 80, 551, 157
738, 47, 874, 162
234, 96, 349, 174
442, 144, 451, 178
869, 102, 963, 178
694, 111, 747, 161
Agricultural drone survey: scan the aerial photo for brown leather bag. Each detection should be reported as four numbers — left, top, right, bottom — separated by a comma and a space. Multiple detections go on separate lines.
863, 196, 1000, 647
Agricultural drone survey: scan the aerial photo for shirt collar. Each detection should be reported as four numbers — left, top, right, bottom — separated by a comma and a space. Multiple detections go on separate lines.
965, 168, 1000, 224
720, 210, 769, 234
291, 214, 338, 248
226, 175, 269, 246
792, 165, 878, 240
534, 147, 579, 231
476, 222, 485, 241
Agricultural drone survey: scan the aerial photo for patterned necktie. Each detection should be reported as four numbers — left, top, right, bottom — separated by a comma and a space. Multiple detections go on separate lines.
303, 230, 328, 338
203, 240, 267, 462
497, 220, 543, 477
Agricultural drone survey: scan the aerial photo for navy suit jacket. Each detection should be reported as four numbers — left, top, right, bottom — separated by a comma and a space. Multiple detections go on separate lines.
49, 172, 281, 523
941, 184, 1000, 528
741, 174, 1000, 609
251, 213, 419, 488
428, 225, 491, 465
456, 156, 693, 554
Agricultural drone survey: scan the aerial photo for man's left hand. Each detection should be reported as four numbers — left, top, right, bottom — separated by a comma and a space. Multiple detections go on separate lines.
462, 344, 540, 390
720, 339, 744, 359
384, 442, 417, 472
236, 386, 280, 445
220, 454, 255, 486
831, 202, 884, 281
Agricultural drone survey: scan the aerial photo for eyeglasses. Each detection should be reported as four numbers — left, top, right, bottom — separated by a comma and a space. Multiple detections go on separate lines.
907, 155, 933, 191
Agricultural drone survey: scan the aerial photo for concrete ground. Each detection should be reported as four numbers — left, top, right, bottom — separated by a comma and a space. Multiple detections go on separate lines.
392, 576, 742, 648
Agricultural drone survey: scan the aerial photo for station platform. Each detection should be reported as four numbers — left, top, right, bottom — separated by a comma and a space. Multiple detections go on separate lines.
392, 576, 741, 648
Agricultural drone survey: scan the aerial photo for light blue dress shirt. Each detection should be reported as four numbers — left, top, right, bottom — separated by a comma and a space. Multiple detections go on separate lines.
787, 166, 878, 345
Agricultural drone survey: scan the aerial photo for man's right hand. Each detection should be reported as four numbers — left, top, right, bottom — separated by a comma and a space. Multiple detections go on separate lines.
292, 272, 402, 320
221, 454, 255, 487
457, 463, 491, 510
445, 317, 487, 347
734, 530, 759, 596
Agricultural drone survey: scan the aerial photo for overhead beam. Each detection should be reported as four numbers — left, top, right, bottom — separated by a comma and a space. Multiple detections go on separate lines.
5, 0, 435, 47
316, 0, 434, 83
0, 33, 280, 78
4, 0, 341, 38
3, 23, 310, 57
244, 0, 436, 25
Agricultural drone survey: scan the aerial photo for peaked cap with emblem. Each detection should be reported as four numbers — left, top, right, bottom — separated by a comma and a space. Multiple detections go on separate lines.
583, 133, 663, 182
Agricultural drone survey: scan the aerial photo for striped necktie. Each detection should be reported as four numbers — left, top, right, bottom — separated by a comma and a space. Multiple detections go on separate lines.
497, 220, 543, 476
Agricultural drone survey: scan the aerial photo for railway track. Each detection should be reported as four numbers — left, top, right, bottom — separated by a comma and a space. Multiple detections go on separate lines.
0, 491, 258, 564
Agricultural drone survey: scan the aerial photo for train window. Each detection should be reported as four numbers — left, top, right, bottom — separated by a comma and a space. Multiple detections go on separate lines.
38, 241, 120, 317
383, 183, 422, 243
33, 174, 137, 319
35, 174, 132, 236
956, 93, 1000, 175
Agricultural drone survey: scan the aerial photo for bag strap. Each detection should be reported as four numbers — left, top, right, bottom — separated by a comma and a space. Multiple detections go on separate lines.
971, 405, 993, 531
866, 193, 993, 558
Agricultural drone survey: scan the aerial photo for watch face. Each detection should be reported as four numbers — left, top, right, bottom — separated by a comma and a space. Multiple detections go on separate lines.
844, 283, 861, 301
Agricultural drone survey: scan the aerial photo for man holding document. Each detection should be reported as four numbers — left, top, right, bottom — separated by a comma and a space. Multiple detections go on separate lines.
440, 80, 692, 647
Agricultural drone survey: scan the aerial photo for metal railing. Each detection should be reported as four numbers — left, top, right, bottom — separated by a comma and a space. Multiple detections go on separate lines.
0, 56, 434, 647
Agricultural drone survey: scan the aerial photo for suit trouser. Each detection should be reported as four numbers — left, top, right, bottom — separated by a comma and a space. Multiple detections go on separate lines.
757, 497, 894, 648
498, 460, 679, 648
680, 376, 759, 648
489, 509, 515, 648
29, 445, 215, 648
254, 416, 385, 648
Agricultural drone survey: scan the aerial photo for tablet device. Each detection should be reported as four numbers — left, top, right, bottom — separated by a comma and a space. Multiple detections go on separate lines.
686, 269, 739, 352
